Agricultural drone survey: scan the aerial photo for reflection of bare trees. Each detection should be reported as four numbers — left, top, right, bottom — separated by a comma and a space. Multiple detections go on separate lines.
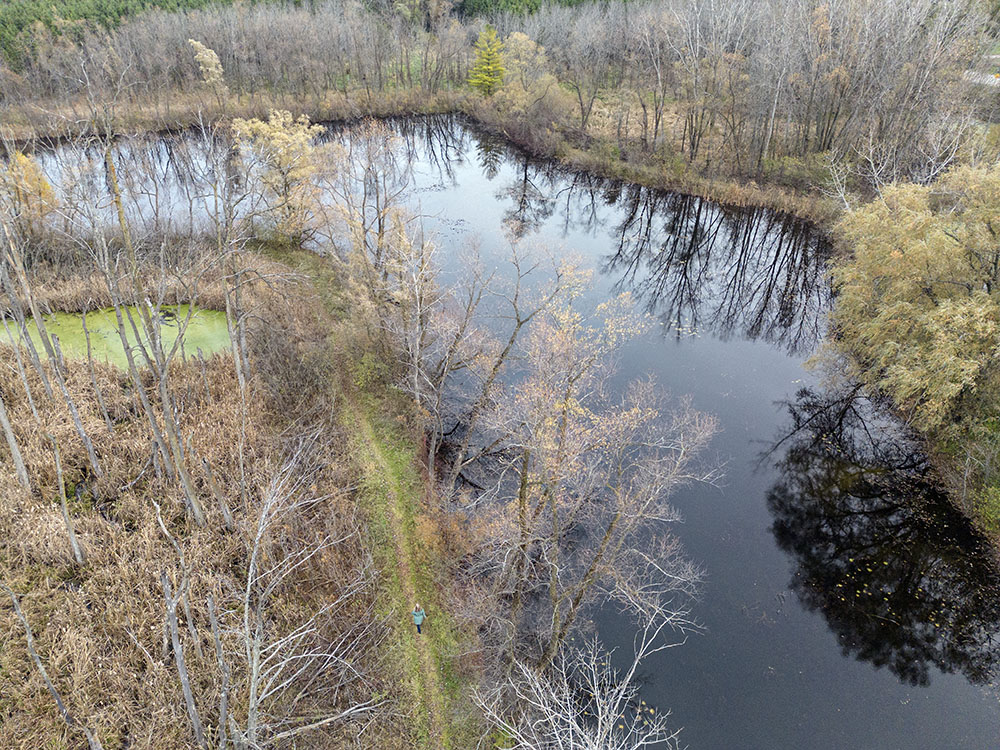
362, 114, 470, 188
605, 190, 830, 355
332, 115, 833, 361
499, 158, 555, 238
766, 386, 1000, 688
442, 120, 831, 355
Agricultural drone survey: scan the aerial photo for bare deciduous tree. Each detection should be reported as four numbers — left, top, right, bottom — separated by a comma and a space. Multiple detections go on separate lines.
228, 441, 387, 747
477, 605, 696, 750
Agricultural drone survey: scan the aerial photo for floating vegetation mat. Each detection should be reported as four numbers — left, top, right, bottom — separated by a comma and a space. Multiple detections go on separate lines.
7, 305, 231, 369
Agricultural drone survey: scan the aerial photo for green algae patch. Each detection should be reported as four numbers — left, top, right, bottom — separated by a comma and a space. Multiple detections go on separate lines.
11, 305, 230, 369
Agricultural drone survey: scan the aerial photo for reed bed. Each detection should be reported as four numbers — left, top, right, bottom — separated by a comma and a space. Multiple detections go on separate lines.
0, 248, 408, 749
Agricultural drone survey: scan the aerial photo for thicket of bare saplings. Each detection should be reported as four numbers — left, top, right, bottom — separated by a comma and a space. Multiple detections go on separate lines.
0, 112, 419, 748
0, 0, 995, 200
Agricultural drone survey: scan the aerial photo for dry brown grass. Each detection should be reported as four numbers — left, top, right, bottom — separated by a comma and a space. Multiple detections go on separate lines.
3, 238, 300, 317
0, 88, 467, 145
0, 249, 410, 749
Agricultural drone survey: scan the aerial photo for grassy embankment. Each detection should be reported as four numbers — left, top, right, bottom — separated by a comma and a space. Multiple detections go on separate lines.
267, 246, 478, 749
0, 85, 839, 227
0, 240, 477, 746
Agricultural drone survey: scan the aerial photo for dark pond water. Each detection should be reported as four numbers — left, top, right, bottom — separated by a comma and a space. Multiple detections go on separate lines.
374, 116, 1000, 749
34, 115, 1000, 748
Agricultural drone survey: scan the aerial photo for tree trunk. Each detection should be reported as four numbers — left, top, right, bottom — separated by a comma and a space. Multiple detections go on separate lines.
51, 435, 86, 566
162, 572, 207, 748
0, 388, 29, 488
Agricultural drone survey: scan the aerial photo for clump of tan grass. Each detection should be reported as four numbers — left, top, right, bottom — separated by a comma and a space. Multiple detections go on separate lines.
1, 243, 294, 319
0, 249, 410, 749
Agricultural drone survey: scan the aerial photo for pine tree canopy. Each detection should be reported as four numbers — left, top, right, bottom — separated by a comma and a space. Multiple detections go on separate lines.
468, 25, 505, 97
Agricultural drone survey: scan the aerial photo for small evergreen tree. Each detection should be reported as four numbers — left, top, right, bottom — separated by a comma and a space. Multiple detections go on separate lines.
469, 26, 505, 97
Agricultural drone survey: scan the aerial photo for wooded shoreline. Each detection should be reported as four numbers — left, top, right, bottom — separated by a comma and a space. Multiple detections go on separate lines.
2, 1, 1000, 744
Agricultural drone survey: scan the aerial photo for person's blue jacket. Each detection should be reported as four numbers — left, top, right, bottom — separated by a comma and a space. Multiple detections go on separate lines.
412, 607, 426, 625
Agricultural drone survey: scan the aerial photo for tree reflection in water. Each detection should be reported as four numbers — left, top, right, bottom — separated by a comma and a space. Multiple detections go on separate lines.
454, 122, 831, 355
604, 191, 830, 355
476, 136, 504, 181
766, 386, 1000, 687
498, 157, 555, 239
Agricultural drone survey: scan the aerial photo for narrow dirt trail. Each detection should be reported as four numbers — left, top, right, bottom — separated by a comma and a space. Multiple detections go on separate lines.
286, 247, 455, 748
354, 412, 451, 749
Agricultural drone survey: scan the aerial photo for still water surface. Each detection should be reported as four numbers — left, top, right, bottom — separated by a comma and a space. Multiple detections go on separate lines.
35, 115, 1000, 748
375, 116, 1000, 749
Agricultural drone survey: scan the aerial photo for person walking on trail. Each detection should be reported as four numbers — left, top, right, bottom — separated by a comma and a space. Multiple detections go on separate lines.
412, 604, 426, 634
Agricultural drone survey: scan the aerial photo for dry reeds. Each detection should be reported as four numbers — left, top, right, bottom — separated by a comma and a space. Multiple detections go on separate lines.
0, 247, 405, 749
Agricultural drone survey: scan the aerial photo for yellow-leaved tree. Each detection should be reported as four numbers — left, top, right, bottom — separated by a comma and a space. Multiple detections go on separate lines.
0, 151, 55, 239
232, 110, 327, 242
483, 31, 572, 157
188, 39, 229, 110
832, 165, 1000, 521
833, 168, 1000, 431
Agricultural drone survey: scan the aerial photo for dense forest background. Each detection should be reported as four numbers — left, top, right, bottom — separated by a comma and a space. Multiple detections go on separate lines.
0, 0, 218, 64
0, 0, 590, 67
4, 0, 996, 199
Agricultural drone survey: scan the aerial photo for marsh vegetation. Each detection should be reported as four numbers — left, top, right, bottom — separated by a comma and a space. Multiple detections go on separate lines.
2, 2, 1000, 747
